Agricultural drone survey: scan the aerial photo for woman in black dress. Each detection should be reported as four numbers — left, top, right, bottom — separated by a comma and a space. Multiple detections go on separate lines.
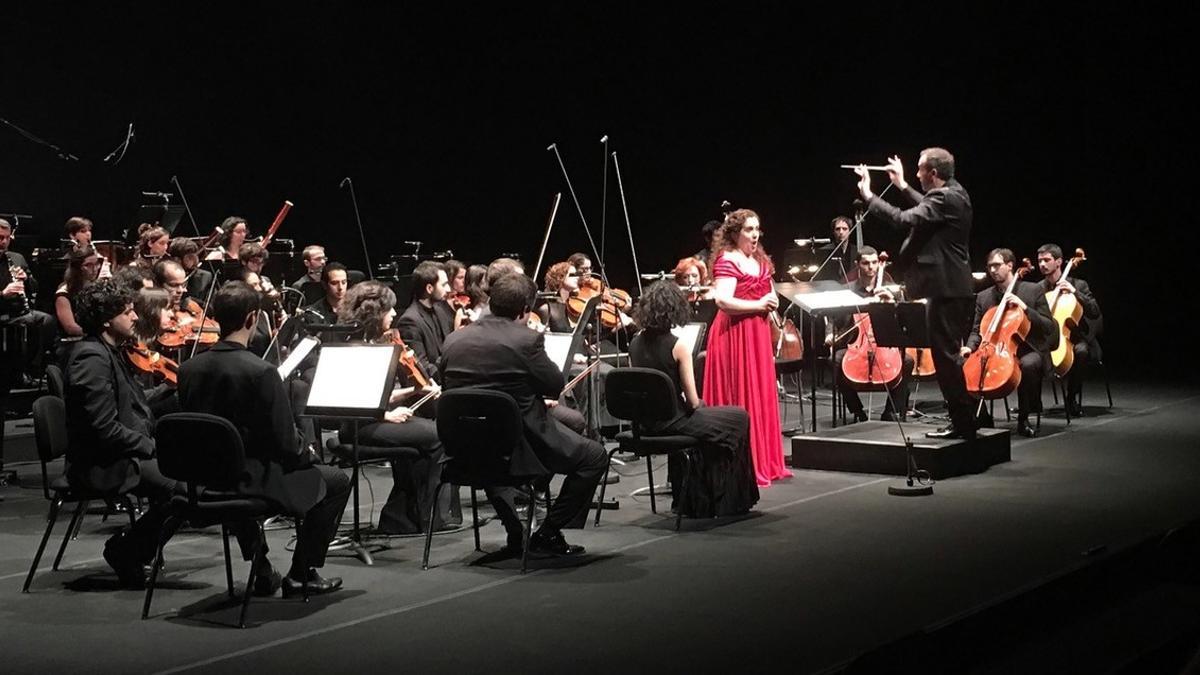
629, 281, 759, 517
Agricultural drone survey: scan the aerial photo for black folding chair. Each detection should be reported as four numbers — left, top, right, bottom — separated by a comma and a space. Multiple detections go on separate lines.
145, 413, 301, 627
23, 396, 137, 592
424, 389, 546, 573
598, 368, 700, 530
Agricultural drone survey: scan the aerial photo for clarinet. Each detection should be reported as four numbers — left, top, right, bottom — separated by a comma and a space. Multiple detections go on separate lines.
5, 256, 30, 314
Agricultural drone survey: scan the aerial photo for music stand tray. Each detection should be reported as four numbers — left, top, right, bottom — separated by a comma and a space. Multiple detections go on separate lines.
865, 302, 930, 350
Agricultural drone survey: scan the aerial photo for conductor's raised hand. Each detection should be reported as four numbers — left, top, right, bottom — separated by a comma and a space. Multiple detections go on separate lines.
855, 165, 873, 201
886, 155, 907, 189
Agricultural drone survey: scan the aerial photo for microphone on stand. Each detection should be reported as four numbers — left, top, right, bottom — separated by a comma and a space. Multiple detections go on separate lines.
546, 143, 557, 151
340, 177, 351, 188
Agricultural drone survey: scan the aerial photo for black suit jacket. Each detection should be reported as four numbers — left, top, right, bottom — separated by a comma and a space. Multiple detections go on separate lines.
178, 341, 325, 515
0, 250, 34, 317
439, 315, 583, 477
64, 337, 156, 493
1038, 276, 1102, 350
186, 268, 214, 306
396, 300, 451, 375
866, 179, 973, 299
966, 280, 1059, 356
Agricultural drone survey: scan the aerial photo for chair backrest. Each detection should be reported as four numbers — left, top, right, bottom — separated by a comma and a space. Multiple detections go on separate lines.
436, 389, 524, 473
605, 367, 682, 428
155, 413, 247, 492
44, 363, 65, 399
32, 395, 68, 498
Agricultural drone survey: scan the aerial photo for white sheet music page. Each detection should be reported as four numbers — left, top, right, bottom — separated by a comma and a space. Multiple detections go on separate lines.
670, 323, 702, 355
307, 345, 395, 410
542, 332, 574, 373
277, 337, 319, 380
792, 289, 875, 313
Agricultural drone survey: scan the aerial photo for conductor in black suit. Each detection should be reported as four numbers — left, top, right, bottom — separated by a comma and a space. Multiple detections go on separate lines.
397, 260, 454, 376
178, 281, 351, 597
856, 148, 977, 439
964, 249, 1058, 437
439, 273, 607, 556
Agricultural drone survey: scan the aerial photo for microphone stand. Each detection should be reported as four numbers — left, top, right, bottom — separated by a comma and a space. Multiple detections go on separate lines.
611, 151, 643, 297
170, 175, 204, 237
531, 193, 562, 285
599, 135, 610, 274
341, 177, 374, 280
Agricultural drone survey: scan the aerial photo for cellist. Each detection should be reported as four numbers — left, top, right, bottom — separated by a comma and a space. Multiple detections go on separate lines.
830, 247, 915, 422
1036, 244, 1102, 417
962, 249, 1058, 437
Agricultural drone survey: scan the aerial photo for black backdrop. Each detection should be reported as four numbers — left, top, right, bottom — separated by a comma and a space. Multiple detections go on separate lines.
2, 6, 1191, 378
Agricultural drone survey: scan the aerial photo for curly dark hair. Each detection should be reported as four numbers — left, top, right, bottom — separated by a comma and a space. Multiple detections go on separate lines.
711, 208, 774, 277
633, 280, 689, 331
339, 280, 396, 341
74, 279, 133, 337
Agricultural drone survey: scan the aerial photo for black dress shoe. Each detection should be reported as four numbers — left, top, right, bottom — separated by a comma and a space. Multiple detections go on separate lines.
528, 530, 586, 557
925, 424, 976, 441
103, 535, 147, 589
282, 569, 343, 598
850, 410, 868, 424
1016, 418, 1037, 438
252, 562, 283, 597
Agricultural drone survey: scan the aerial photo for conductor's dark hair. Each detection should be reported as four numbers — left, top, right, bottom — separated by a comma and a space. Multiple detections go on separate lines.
633, 281, 688, 332
212, 281, 262, 338
411, 261, 443, 300
489, 272, 537, 319
1036, 243, 1063, 260
920, 147, 955, 180
74, 280, 132, 337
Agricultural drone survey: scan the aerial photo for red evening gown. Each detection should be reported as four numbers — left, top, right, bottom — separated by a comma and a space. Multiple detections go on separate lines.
702, 252, 791, 487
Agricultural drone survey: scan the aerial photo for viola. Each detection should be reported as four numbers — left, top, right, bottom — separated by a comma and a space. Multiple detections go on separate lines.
769, 310, 803, 361
1045, 248, 1087, 377
158, 298, 221, 349
387, 329, 429, 387
568, 284, 621, 330
962, 258, 1034, 400
841, 253, 903, 391
124, 341, 178, 386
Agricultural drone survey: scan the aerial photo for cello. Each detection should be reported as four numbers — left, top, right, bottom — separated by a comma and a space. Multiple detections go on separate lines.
840, 252, 903, 391
962, 258, 1034, 400
1045, 248, 1087, 377
769, 309, 803, 361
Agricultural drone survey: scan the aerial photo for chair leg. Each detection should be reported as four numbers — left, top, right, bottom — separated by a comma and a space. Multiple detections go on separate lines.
23, 496, 64, 593
675, 451, 691, 532
422, 482, 448, 570
1062, 378, 1072, 425
142, 515, 177, 620
594, 448, 620, 527
520, 482, 535, 574
1051, 378, 1060, 405
1003, 396, 1012, 422
470, 487, 480, 551
70, 499, 90, 541
1101, 362, 1113, 408
239, 523, 266, 629
221, 524, 235, 597
645, 456, 658, 514
53, 500, 87, 570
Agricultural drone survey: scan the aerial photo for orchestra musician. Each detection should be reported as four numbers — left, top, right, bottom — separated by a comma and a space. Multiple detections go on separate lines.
629, 281, 759, 516
1036, 243, 1102, 417
856, 148, 977, 440
472, 257, 524, 320
63, 280, 184, 588
963, 248, 1058, 437
129, 286, 180, 415
396, 260, 454, 376
539, 261, 580, 332
1, 218, 56, 384
54, 245, 103, 341
167, 237, 213, 302
814, 216, 857, 282
303, 262, 349, 325
829, 247, 915, 422
291, 245, 327, 289
336, 280, 462, 534
439, 272, 607, 556
443, 259, 469, 330
65, 216, 112, 277
134, 224, 170, 269
229, 267, 278, 361
178, 281, 350, 597
204, 216, 248, 262
692, 219, 723, 265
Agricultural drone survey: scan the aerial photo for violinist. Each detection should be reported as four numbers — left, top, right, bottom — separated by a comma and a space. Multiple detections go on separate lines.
463, 263, 489, 317
128, 287, 180, 414
204, 216, 248, 262
856, 148, 976, 440
134, 224, 170, 269
443, 259, 470, 329
829, 247, 915, 422
65, 216, 112, 277
1036, 243, 1102, 417
962, 249, 1058, 437
54, 245, 103, 342
337, 280, 462, 534
567, 252, 634, 327
154, 258, 220, 355
396, 260, 453, 375
538, 261, 580, 332
168, 237, 213, 302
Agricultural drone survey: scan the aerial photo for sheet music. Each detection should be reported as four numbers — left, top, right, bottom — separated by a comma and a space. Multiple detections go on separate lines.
277, 336, 319, 380
789, 289, 876, 313
307, 345, 396, 410
542, 332, 575, 373
671, 323, 703, 356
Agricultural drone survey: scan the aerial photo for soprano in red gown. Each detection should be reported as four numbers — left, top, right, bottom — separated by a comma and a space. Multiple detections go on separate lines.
703, 250, 791, 487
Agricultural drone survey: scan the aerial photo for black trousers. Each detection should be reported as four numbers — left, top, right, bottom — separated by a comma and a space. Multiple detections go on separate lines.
119, 459, 185, 563
1065, 340, 1094, 399
234, 465, 351, 571
3, 310, 55, 374
927, 297, 976, 432
833, 348, 915, 418
486, 420, 607, 545
353, 417, 462, 533
1015, 350, 1045, 418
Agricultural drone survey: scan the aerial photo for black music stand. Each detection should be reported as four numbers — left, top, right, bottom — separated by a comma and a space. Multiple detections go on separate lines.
134, 204, 185, 235
303, 343, 402, 563
866, 302, 934, 497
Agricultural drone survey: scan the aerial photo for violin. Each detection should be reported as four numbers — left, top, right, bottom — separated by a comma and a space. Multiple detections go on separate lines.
158, 298, 221, 349
568, 277, 633, 330
1045, 248, 1087, 377
387, 329, 430, 387
769, 309, 803, 361
682, 284, 712, 303
124, 341, 178, 386
841, 252, 903, 391
962, 258, 1034, 400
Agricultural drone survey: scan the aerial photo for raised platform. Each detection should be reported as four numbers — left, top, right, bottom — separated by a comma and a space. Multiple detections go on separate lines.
789, 421, 1010, 478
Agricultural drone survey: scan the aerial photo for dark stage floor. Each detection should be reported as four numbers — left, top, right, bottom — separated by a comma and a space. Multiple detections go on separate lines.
2, 377, 1199, 674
